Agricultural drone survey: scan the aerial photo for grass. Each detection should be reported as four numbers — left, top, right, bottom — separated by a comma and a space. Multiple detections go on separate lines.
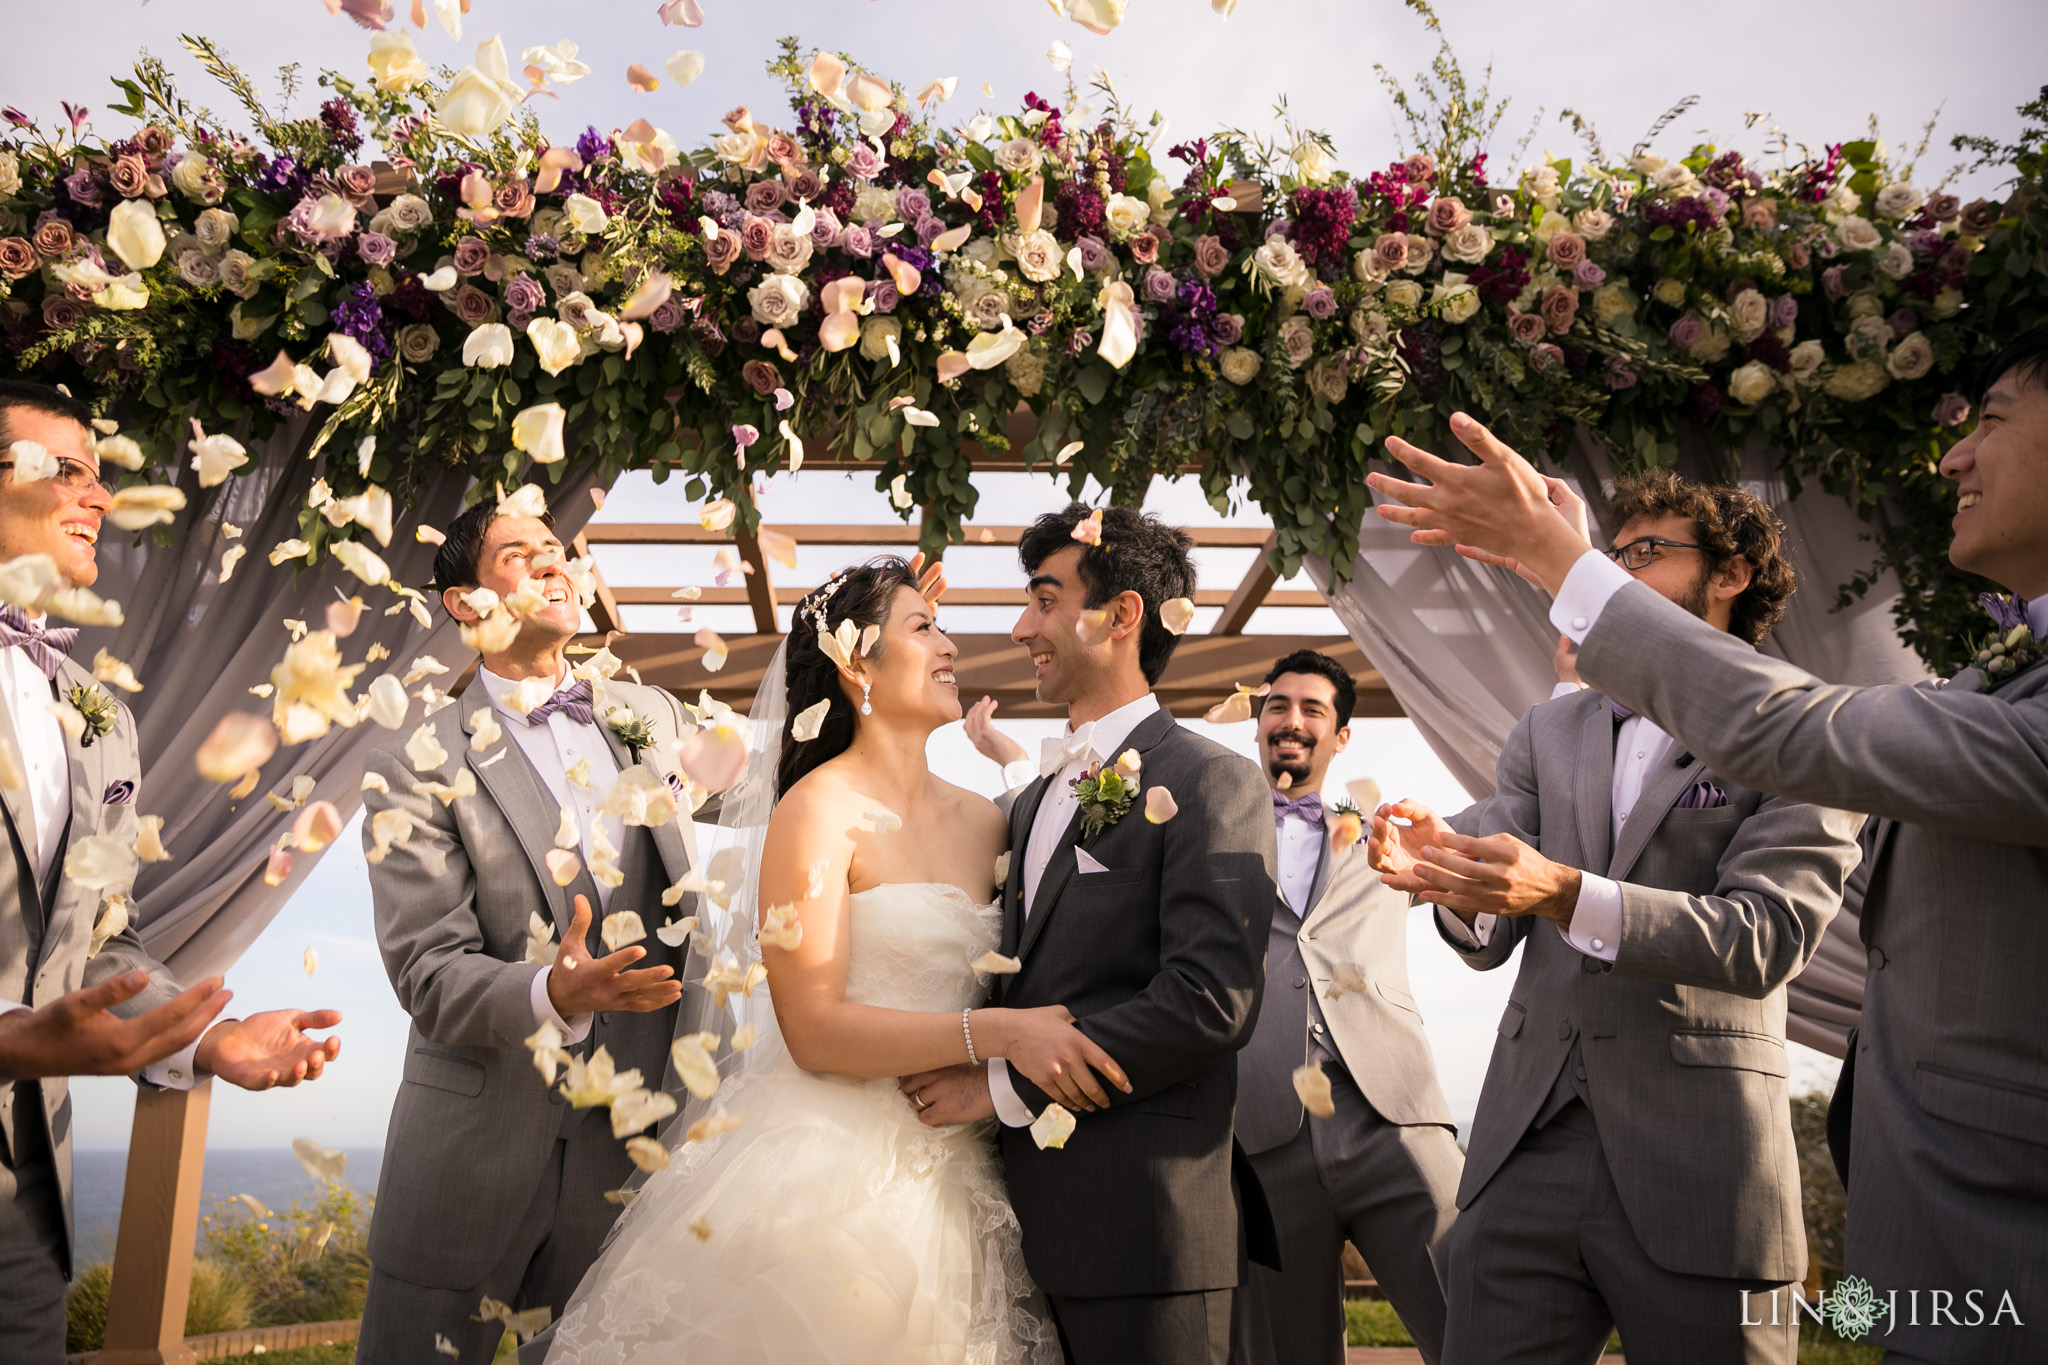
208, 1350, 356, 1365
1345, 1297, 1882, 1360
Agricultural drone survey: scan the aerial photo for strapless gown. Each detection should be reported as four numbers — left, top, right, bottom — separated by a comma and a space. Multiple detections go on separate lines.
544, 883, 1060, 1365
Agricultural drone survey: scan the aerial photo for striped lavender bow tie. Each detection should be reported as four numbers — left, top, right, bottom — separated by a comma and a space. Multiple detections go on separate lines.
1609, 698, 1634, 722
0, 606, 77, 679
1272, 791, 1324, 824
523, 678, 595, 727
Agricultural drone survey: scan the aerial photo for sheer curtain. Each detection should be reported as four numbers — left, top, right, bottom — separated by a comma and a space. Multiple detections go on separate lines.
1310, 429, 1930, 1056
74, 413, 604, 981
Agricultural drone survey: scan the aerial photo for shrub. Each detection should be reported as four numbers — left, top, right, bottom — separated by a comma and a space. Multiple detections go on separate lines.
66, 1259, 250, 1352
199, 1183, 373, 1327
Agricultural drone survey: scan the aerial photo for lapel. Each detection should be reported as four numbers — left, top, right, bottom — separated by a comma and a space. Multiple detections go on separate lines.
0, 687, 41, 924
594, 686, 692, 886
1573, 697, 1617, 874
1607, 742, 1711, 883
463, 686, 581, 934
41, 661, 101, 958
1298, 822, 1341, 933
1016, 706, 1178, 965
1000, 772, 1049, 958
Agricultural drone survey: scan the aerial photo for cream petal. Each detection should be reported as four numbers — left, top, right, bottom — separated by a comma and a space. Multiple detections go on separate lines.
790, 697, 831, 743
67, 835, 140, 892
971, 950, 1022, 975
1293, 1059, 1336, 1118
1029, 1101, 1076, 1149
600, 908, 645, 949
1143, 786, 1179, 824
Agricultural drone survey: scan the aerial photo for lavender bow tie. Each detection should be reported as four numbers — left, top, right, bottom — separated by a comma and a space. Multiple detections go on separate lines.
0, 606, 77, 680
523, 678, 595, 727
1272, 791, 1324, 824
1608, 698, 1634, 722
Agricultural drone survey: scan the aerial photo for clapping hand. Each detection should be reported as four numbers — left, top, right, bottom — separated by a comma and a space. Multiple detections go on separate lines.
1366, 799, 1455, 894
1369, 800, 1580, 927
0, 971, 231, 1082
546, 894, 684, 1018
196, 1009, 343, 1090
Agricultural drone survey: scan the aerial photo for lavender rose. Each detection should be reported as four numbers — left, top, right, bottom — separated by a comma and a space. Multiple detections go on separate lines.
969, 289, 1010, 330
1212, 313, 1244, 347
845, 144, 885, 181
175, 249, 219, 287
1403, 153, 1437, 183
454, 284, 498, 325
1529, 342, 1564, 373
809, 208, 842, 250
840, 224, 874, 259
1604, 355, 1638, 390
1193, 235, 1230, 279
1077, 236, 1111, 272
868, 279, 900, 314
356, 231, 397, 267
895, 188, 931, 223
62, 170, 103, 208
649, 297, 685, 334
1822, 265, 1848, 300
504, 274, 546, 315
1573, 258, 1606, 289
1303, 286, 1337, 321
41, 294, 86, 330
745, 180, 787, 215
1144, 269, 1178, 304
1769, 293, 1799, 330
453, 236, 491, 276
788, 169, 823, 204
1278, 314, 1316, 369
916, 214, 946, 246
1668, 313, 1705, 349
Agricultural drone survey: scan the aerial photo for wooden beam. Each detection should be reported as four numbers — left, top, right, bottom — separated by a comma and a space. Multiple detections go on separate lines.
1212, 530, 1281, 636
580, 523, 1275, 549
609, 586, 1326, 609
572, 532, 624, 637
99, 1084, 210, 1365
730, 524, 779, 634
597, 632, 1398, 720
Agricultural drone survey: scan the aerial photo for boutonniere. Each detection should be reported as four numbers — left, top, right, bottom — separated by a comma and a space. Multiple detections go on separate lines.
604, 705, 655, 760
1325, 797, 1365, 855
1967, 592, 2041, 691
68, 683, 117, 748
1071, 749, 1144, 839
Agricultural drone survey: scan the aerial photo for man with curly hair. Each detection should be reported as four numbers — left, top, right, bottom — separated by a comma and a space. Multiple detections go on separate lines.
1368, 472, 1862, 1364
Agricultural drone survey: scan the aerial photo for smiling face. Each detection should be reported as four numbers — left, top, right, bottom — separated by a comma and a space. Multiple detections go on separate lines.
440, 513, 580, 648
856, 584, 961, 729
1011, 543, 1143, 712
1610, 512, 1751, 634
1257, 671, 1350, 794
0, 407, 109, 588
1942, 370, 2048, 599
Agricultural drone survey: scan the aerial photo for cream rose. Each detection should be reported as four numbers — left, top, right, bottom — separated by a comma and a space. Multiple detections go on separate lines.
1727, 361, 1777, 406
859, 315, 902, 363
218, 249, 260, 298
1787, 340, 1826, 382
1652, 277, 1687, 308
1873, 183, 1920, 220
1219, 347, 1262, 385
1254, 237, 1310, 289
1652, 163, 1694, 190
1689, 324, 1731, 364
851, 185, 898, 223
1850, 315, 1894, 358
747, 273, 810, 328
170, 153, 220, 204
765, 223, 813, 275
1105, 193, 1150, 237
1847, 291, 1885, 320
1433, 275, 1480, 324
0, 151, 17, 198
1729, 288, 1769, 342
1836, 215, 1883, 253
1590, 283, 1634, 327
1384, 279, 1424, 310
1933, 287, 1964, 319
995, 138, 1042, 175
1575, 207, 1615, 241
1291, 139, 1335, 185
1886, 331, 1934, 381
194, 207, 239, 251
1440, 223, 1493, 265
368, 31, 428, 91
1824, 359, 1889, 402
1522, 164, 1562, 208
1012, 229, 1063, 283
106, 199, 167, 270
389, 194, 434, 231
1878, 241, 1914, 279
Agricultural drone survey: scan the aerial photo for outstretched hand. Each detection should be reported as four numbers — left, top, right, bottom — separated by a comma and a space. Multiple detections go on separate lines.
906, 552, 948, 607
964, 696, 1029, 769
1400, 831, 1583, 928
1366, 412, 1595, 596
546, 895, 684, 1018
196, 1009, 343, 1091
0, 972, 231, 1082
1366, 799, 1454, 895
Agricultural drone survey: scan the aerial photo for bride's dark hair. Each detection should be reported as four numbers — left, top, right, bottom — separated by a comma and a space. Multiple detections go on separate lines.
776, 556, 920, 798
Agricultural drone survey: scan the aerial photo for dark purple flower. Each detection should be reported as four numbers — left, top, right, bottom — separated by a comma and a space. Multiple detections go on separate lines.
649, 297, 685, 333
1469, 246, 1531, 307
1683, 381, 1722, 425
1669, 314, 1705, 349
1287, 185, 1359, 269
525, 233, 560, 262
453, 235, 490, 276
915, 214, 946, 246
1889, 308, 1919, 338
320, 97, 363, 159
1981, 592, 2027, 634
574, 125, 610, 166
61, 170, 104, 208
255, 155, 311, 197
328, 281, 390, 369
1644, 196, 1725, 235
1822, 265, 1848, 300
1769, 293, 1799, 330
1144, 269, 1178, 304
1604, 355, 1638, 390
1212, 312, 1243, 347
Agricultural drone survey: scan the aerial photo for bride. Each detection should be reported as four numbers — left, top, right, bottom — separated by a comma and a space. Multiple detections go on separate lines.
543, 557, 1124, 1364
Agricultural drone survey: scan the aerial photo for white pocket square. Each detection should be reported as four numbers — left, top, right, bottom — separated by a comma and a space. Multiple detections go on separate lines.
1075, 848, 1111, 875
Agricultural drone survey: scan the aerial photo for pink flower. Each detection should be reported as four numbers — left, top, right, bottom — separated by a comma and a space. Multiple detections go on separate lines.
1144, 269, 1177, 303
1425, 196, 1469, 236
740, 216, 775, 259
1129, 231, 1159, 265
1932, 393, 1971, 427
1403, 153, 1437, 183
702, 231, 741, 274
1545, 232, 1586, 270
745, 180, 787, 215
1193, 235, 1230, 278
1668, 314, 1704, 349
1572, 258, 1605, 288
1539, 285, 1578, 335
1529, 342, 1564, 373
732, 423, 759, 447
1303, 286, 1337, 320
1371, 233, 1409, 273
453, 235, 490, 276
845, 144, 885, 181
1508, 311, 1547, 344
840, 224, 873, 258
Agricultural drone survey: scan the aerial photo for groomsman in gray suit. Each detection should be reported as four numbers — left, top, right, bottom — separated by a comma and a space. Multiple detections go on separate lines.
1369, 473, 1862, 1364
358, 500, 704, 1363
1369, 326, 2048, 1362
0, 381, 342, 1363
1230, 650, 1463, 1365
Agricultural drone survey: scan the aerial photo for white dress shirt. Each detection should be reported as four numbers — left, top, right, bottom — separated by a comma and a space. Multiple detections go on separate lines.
1276, 806, 1323, 917
477, 663, 625, 1045
989, 692, 1160, 1127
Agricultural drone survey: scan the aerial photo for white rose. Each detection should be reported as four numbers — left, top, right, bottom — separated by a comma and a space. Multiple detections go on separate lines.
1433, 275, 1480, 324
1847, 291, 1885, 320
105, 198, 167, 270
1787, 340, 1826, 381
1104, 193, 1150, 238
1878, 241, 1914, 279
0, 151, 17, 198
851, 185, 897, 223
389, 194, 434, 231
1253, 237, 1309, 288
1350, 308, 1389, 344
1401, 233, 1434, 275
1292, 139, 1335, 185
1886, 331, 1934, 381
1850, 315, 1894, 358
747, 273, 810, 328
712, 131, 760, 166
1824, 359, 1890, 401
1837, 216, 1883, 253
1147, 176, 1172, 226
1575, 207, 1614, 241
1729, 288, 1769, 342
1630, 155, 1668, 175
1591, 283, 1634, 327
194, 207, 240, 251
995, 138, 1042, 174
1652, 163, 1694, 190
368, 31, 429, 92
562, 194, 609, 236
1825, 182, 1862, 218
1005, 347, 1047, 397
1219, 347, 1262, 385
1384, 279, 1424, 310
1727, 361, 1777, 406
1689, 324, 1731, 364
218, 249, 259, 299
169, 153, 217, 204
1012, 229, 1063, 284
1933, 287, 1964, 319
963, 237, 1000, 269
766, 223, 813, 275
1874, 184, 1920, 220
1523, 164, 1561, 207
435, 41, 521, 138
859, 315, 901, 362
1440, 223, 1493, 265
1652, 277, 1687, 308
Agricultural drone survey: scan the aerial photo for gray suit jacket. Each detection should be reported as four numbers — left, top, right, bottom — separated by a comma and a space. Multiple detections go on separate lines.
360, 677, 702, 1289
1, 654, 180, 1274
994, 706, 1278, 1298
1238, 820, 1455, 1155
1443, 684, 1861, 1283
1579, 582, 2048, 1357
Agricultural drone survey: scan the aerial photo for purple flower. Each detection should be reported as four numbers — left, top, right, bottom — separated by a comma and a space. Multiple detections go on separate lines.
1981, 591, 2027, 634
845, 144, 885, 181
328, 281, 390, 369
868, 279, 900, 313
453, 235, 490, 276
895, 188, 932, 222
1144, 269, 1178, 304
1668, 314, 1705, 349
1769, 293, 1799, 329
1077, 236, 1110, 272
525, 234, 560, 262
809, 209, 842, 249
649, 297, 685, 333
840, 224, 873, 259
700, 190, 740, 220
574, 125, 611, 166
1572, 258, 1606, 289
62, 170, 104, 208
255, 155, 311, 198
1604, 355, 1638, 390
1212, 313, 1243, 347
1889, 308, 1919, 338
916, 214, 946, 246
1303, 286, 1337, 320
1822, 265, 1848, 300
355, 231, 397, 267
504, 274, 545, 315
1934, 393, 1972, 428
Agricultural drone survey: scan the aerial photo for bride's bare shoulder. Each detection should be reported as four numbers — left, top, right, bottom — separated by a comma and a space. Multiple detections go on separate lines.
931, 777, 1007, 842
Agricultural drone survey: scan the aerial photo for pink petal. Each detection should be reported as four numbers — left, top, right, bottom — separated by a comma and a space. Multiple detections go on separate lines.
248, 350, 298, 397
626, 64, 661, 92
807, 51, 846, 97
821, 276, 867, 316
932, 224, 971, 254
817, 312, 861, 352
1144, 786, 1179, 823
732, 424, 759, 448
533, 147, 583, 195
619, 270, 672, 320
1014, 175, 1045, 235
935, 352, 971, 384
881, 252, 922, 297
773, 388, 795, 411
656, 0, 705, 25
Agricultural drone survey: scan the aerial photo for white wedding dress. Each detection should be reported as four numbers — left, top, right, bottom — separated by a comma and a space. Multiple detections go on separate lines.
545, 883, 1061, 1365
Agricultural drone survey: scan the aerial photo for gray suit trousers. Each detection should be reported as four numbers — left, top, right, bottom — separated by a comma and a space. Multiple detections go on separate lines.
357, 1109, 621, 1365
0, 1081, 67, 1365
1442, 1102, 1796, 1365
1232, 1063, 1460, 1365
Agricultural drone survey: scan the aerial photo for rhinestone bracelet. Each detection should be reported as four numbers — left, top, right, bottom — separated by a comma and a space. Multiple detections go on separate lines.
962, 1007, 980, 1066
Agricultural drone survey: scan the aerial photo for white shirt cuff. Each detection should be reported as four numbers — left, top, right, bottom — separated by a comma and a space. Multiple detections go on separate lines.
987, 1058, 1035, 1127
1549, 550, 1634, 643
0, 1001, 24, 1018
1000, 758, 1037, 793
1550, 681, 1586, 700
142, 1035, 207, 1090
1437, 904, 1497, 949
530, 965, 593, 1045
1560, 873, 1623, 962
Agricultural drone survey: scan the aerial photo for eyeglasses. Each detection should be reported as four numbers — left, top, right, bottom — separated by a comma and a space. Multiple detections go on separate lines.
0, 456, 115, 497
1603, 537, 1705, 571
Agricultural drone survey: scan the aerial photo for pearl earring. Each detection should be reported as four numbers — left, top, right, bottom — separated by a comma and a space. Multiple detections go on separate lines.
860, 679, 872, 716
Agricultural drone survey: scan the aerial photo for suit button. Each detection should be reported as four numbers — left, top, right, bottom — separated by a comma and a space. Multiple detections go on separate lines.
1293, 976, 1306, 990
1575, 1066, 1587, 1081
599, 1013, 611, 1025
1557, 1020, 1574, 1040
1581, 957, 1602, 974
1868, 948, 1887, 970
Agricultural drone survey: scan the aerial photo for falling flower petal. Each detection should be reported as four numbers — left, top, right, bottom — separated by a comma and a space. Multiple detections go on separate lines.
365, 806, 412, 864
696, 627, 729, 674
264, 845, 294, 887
188, 422, 249, 488
759, 901, 803, 951
293, 801, 344, 852
903, 407, 940, 429
699, 499, 737, 533
1114, 748, 1142, 777
790, 697, 831, 743
889, 474, 913, 510
625, 1136, 669, 1173
106, 484, 188, 533
511, 402, 568, 465
405, 724, 450, 772
657, 0, 705, 26
303, 946, 320, 976
219, 546, 248, 581
610, 1086, 677, 1139
602, 909, 646, 950
972, 950, 1022, 975
1144, 786, 1179, 823
1323, 962, 1370, 1002
655, 913, 699, 945
1030, 1102, 1076, 1149
670, 1030, 722, 1098
1159, 597, 1196, 635
863, 807, 902, 835
1071, 509, 1104, 546
665, 49, 706, 86
679, 722, 748, 793
290, 1138, 347, 1184
1203, 681, 1271, 724
133, 815, 171, 863
1293, 1058, 1336, 1117
1346, 778, 1382, 815
1047, 41, 1073, 71
625, 63, 660, 92
685, 1110, 743, 1144
197, 712, 278, 784
91, 649, 143, 693
87, 895, 129, 958
542, 848, 581, 887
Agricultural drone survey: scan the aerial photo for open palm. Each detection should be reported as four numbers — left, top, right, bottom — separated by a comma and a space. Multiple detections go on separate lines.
196, 1008, 342, 1090
1367, 799, 1453, 894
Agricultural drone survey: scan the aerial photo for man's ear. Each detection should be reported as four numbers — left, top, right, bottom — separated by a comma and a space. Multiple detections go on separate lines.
1331, 723, 1352, 756
1713, 555, 1754, 602
442, 584, 479, 622
1108, 589, 1146, 639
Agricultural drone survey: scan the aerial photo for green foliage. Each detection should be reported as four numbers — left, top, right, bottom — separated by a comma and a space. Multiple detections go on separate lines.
199, 1182, 373, 1328
66, 1258, 251, 1352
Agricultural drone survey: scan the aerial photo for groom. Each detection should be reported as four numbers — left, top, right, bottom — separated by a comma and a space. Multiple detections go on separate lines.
906, 504, 1279, 1365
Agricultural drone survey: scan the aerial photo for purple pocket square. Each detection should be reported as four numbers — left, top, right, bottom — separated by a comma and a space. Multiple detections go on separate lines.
102, 780, 136, 806
1675, 779, 1729, 810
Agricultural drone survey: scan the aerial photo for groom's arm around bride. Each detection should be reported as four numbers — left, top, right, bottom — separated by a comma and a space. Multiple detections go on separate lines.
909, 505, 1279, 1365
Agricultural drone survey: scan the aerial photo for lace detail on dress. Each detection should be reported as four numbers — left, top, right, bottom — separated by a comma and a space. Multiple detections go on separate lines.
545, 884, 1059, 1365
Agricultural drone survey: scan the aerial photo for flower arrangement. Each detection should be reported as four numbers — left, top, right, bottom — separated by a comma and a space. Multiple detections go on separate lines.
1069, 758, 1137, 839
0, 15, 2041, 670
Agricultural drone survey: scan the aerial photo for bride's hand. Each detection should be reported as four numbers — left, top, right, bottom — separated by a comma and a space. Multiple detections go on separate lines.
981, 1005, 1130, 1113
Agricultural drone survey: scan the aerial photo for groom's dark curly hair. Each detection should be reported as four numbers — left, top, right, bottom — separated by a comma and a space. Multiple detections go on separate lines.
1017, 504, 1196, 685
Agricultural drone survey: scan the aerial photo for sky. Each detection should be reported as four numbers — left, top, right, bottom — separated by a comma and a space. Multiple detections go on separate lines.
30, 0, 2024, 1148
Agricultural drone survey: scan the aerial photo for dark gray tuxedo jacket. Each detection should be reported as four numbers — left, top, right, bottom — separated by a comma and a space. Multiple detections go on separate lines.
994, 706, 1279, 1299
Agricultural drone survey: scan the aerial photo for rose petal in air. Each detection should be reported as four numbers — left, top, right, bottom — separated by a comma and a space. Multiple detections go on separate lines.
1070, 509, 1103, 546
1030, 1102, 1076, 1149
1144, 786, 1179, 823
546, 848, 582, 887
862, 807, 902, 835
670, 1032, 722, 1098
1293, 1059, 1336, 1118
971, 950, 1022, 975
1159, 597, 1195, 636
791, 697, 831, 743
625, 63, 660, 92
625, 1136, 669, 1173
601, 909, 646, 950
293, 801, 344, 853
197, 712, 278, 783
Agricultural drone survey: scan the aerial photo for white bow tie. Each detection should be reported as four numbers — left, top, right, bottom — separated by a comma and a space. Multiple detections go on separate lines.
1040, 722, 1098, 778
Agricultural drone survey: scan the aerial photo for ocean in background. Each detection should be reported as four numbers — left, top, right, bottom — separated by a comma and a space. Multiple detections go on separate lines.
70, 1148, 384, 1268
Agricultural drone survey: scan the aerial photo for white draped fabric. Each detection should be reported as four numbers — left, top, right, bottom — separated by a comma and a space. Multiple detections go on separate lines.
1307, 430, 1931, 1056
